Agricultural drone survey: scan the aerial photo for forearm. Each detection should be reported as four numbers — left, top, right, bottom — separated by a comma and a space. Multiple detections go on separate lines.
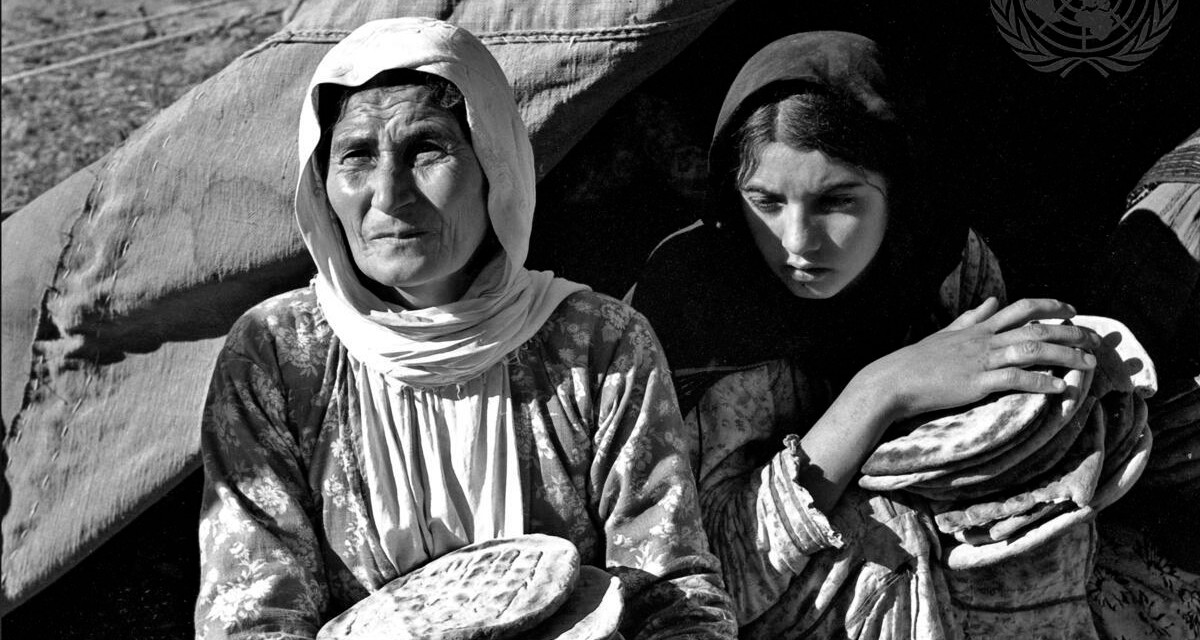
795, 370, 897, 512
195, 341, 328, 639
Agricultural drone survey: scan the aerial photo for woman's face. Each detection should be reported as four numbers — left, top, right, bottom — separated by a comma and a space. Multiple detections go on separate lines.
325, 83, 488, 308
739, 143, 888, 300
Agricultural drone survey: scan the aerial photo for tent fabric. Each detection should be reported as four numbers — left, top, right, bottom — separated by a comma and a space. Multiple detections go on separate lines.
0, 0, 734, 611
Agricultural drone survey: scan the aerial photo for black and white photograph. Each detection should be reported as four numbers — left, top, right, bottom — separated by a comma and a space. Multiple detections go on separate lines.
2, 1, 1197, 638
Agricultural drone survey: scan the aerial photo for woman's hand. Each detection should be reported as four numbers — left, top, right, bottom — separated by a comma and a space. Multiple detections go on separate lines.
855, 297, 1101, 423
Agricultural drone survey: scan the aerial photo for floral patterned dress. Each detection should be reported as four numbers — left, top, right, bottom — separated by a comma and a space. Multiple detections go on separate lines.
688, 227, 1200, 639
194, 288, 736, 639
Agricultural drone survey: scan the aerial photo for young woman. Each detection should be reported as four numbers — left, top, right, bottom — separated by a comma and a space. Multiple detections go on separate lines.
633, 31, 1106, 638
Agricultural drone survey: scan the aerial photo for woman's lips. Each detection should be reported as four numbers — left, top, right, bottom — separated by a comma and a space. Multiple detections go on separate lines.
786, 264, 833, 282
369, 229, 430, 241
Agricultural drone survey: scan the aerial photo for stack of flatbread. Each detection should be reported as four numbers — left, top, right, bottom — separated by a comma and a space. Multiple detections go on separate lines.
317, 534, 623, 640
859, 316, 1157, 569
1138, 374, 1200, 492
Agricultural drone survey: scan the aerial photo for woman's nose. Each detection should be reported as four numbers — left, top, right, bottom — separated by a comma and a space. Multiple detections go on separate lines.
781, 205, 821, 255
369, 159, 417, 214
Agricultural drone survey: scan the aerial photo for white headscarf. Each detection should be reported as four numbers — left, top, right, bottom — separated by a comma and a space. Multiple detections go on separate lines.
294, 18, 587, 575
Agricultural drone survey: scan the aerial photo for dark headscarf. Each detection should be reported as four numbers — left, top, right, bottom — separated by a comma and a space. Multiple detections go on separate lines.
633, 31, 966, 412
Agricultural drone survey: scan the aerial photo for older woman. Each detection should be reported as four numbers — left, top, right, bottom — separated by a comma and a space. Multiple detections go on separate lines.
633, 32, 1112, 638
194, 18, 735, 639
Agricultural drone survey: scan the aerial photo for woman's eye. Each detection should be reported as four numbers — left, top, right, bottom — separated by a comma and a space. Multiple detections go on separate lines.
337, 148, 372, 165
821, 194, 857, 210
411, 141, 449, 166
745, 195, 782, 213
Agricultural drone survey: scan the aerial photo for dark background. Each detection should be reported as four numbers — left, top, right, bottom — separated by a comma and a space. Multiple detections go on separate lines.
530, 0, 1200, 303
4, 1, 1197, 637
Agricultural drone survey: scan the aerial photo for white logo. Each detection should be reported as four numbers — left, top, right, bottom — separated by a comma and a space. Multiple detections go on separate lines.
992, 0, 1177, 76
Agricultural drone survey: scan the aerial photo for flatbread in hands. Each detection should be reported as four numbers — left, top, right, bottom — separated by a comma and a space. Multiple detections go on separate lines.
943, 504, 1097, 570
525, 566, 624, 640
953, 499, 1077, 545
862, 385, 1052, 476
863, 357, 1093, 478
1091, 423, 1153, 510
1098, 393, 1144, 484
859, 393, 1060, 492
908, 394, 1096, 503
932, 401, 1106, 534
317, 534, 579, 640
1070, 315, 1157, 399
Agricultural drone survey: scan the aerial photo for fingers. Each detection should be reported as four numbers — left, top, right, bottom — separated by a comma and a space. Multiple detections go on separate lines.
986, 340, 1097, 371
980, 298, 1077, 333
992, 322, 1102, 351
942, 296, 1001, 332
981, 367, 1068, 395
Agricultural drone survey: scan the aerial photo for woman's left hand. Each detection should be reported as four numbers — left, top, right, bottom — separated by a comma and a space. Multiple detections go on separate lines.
857, 297, 1101, 423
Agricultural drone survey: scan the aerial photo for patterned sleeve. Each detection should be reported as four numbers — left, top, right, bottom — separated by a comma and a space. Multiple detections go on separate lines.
938, 228, 1008, 319
688, 365, 843, 624
585, 297, 738, 640
194, 309, 329, 640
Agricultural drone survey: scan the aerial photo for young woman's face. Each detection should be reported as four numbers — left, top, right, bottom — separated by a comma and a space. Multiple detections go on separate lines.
739, 143, 888, 299
325, 84, 488, 308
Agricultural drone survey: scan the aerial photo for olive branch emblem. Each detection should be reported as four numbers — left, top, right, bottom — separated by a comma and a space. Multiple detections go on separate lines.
991, 0, 1177, 77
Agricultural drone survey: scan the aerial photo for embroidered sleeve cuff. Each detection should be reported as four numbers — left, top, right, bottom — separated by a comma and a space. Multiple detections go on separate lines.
755, 437, 844, 573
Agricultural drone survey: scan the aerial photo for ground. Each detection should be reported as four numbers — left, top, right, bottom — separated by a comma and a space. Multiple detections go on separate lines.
1, 0, 284, 218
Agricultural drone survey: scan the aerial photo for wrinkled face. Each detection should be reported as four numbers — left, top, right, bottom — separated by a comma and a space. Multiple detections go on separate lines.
325, 83, 488, 308
739, 143, 888, 300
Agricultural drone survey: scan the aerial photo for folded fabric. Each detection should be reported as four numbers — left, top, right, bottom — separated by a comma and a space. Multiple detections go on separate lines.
946, 516, 1097, 635
1147, 376, 1200, 432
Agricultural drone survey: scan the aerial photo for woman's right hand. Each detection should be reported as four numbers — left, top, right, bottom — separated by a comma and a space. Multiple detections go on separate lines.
854, 297, 1101, 424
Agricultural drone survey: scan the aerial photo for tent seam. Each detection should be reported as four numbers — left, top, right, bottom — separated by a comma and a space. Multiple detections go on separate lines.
240, 0, 735, 56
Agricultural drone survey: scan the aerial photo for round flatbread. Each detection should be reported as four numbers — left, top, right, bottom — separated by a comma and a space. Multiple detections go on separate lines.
1091, 423, 1152, 511
912, 396, 1097, 503
859, 384, 1064, 492
525, 566, 624, 640
1071, 315, 1157, 399
863, 383, 1054, 476
932, 402, 1105, 534
1098, 393, 1144, 484
316, 534, 580, 640
953, 499, 1076, 545
943, 505, 1097, 570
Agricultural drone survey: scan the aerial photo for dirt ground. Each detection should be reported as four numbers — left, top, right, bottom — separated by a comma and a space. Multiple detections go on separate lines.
1, 0, 284, 217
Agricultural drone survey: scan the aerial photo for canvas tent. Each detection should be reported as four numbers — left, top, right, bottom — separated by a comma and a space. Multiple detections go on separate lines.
3, 0, 1199, 633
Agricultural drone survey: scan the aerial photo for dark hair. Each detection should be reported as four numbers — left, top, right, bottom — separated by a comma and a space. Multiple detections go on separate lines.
313, 69, 469, 178
730, 84, 908, 193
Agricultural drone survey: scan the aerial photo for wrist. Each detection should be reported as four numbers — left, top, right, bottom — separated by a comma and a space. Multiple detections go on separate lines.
845, 362, 905, 425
